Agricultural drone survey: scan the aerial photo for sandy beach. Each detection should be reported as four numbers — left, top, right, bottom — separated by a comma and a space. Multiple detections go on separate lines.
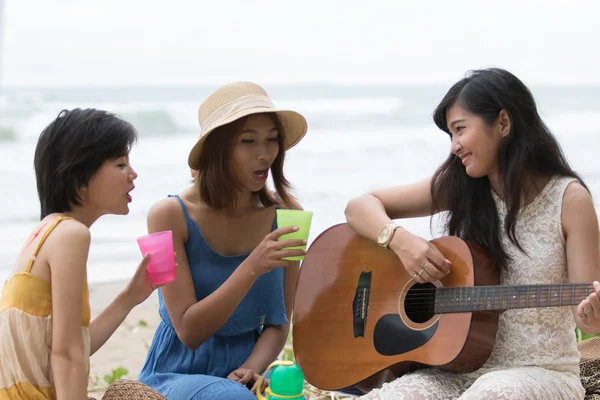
86, 281, 355, 399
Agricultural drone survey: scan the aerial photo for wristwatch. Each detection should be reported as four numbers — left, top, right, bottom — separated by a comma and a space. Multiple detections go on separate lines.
377, 222, 399, 249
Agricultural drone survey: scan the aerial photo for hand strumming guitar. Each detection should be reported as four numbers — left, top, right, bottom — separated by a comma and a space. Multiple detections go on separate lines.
388, 228, 452, 284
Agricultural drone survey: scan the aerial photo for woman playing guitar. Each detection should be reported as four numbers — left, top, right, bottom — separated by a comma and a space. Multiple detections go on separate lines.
344, 68, 600, 399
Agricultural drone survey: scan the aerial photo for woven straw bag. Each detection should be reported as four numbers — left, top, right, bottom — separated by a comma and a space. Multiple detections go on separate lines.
578, 336, 600, 400
88, 379, 166, 400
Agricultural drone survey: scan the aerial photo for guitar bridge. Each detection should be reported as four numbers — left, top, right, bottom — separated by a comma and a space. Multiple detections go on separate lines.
352, 271, 372, 337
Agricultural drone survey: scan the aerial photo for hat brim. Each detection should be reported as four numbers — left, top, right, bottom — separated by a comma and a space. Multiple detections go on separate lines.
188, 107, 307, 170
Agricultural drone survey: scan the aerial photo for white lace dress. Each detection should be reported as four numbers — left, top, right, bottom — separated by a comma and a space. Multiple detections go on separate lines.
361, 176, 586, 400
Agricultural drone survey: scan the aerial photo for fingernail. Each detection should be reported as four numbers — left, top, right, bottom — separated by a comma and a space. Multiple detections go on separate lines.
445, 259, 452, 264
293, 226, 299, 231
303, 240, 307, 244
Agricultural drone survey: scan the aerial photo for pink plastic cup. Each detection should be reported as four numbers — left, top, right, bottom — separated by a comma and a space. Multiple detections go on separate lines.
136, 230, 176, 285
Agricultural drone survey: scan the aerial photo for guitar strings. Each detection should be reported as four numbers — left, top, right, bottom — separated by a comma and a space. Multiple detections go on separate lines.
359, 298, 592, 307
356, 291, 594, 303
311, 285, 594, 294
313, 287, 594, 311
309, 302, 586, 312
299, 284, 594, 312
365, 286, 594, 295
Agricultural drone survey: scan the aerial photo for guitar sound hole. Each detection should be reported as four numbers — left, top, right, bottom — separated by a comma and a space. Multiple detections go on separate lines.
404, 283, 436, 324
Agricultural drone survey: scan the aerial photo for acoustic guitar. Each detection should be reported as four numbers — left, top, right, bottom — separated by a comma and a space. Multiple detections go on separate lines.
292, 223, 593, 392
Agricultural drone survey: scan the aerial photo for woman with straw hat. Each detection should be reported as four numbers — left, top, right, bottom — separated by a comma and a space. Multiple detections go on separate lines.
138, 81, 309, 399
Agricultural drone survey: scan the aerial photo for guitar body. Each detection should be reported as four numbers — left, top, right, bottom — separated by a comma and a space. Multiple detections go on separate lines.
292, 223, 500, 392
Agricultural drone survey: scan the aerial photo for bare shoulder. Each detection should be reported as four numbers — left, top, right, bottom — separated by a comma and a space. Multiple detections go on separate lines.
44, 219, 91, 270
148, 196, 185, 222
147, 194, 190, 239
562, 180, 596, 219
47, 218, 91, 247
563, 180, 592, 204
562, 180, 597, 234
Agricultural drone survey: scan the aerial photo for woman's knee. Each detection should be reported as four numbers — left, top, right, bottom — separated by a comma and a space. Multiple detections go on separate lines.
193, 379, 255, 400
460, 368, 584, 400
360, 369, 464, 400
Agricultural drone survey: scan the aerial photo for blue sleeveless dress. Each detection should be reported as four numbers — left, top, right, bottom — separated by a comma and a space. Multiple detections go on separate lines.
139, 195, 288, 400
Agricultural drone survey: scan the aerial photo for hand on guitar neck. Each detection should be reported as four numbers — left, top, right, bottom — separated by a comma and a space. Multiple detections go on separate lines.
576, 280, 600, 331
388, 227, 453, 284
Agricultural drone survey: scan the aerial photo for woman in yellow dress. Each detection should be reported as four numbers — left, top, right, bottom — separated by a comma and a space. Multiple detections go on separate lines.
0, 108, 164, 399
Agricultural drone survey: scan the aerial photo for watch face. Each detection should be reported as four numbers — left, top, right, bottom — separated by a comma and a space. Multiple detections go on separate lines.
378, 226, 392, 244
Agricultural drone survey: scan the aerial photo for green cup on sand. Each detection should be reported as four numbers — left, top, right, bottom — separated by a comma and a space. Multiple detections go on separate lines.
276, 210, 313, 260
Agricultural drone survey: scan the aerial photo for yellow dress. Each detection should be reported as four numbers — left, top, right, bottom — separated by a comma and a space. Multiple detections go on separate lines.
0, 216, 91, 399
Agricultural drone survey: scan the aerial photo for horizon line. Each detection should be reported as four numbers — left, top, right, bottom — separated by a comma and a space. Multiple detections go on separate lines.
2, 81, 600, 90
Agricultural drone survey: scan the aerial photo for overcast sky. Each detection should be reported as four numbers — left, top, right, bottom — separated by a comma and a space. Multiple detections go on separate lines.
0, 0, 599, 87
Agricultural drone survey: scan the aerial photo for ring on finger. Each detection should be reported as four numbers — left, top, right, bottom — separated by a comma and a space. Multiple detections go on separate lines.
585, 306, 593, 314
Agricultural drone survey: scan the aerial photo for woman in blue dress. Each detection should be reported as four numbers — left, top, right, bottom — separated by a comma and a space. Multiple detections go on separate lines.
138, 81, 309, 400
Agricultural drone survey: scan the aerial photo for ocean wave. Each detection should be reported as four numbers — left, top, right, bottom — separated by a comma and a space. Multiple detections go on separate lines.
0, 108, 193, 142
2, 86, 600, 143
118, 110, 186, 136
278, 96, 404, 114
0, 95, 416, 142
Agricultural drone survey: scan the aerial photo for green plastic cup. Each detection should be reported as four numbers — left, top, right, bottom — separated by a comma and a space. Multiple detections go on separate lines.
276, 210, 313, 261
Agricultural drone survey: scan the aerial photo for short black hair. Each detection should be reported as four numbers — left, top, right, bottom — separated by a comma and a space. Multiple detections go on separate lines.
34, 108, 138, 219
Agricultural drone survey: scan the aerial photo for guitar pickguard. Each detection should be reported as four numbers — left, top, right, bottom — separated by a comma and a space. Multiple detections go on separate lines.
373, 314, 438, 356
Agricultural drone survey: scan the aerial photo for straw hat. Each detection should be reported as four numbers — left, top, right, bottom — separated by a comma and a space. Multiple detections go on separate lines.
579, 336, 600, 364
188, 81, 308, 169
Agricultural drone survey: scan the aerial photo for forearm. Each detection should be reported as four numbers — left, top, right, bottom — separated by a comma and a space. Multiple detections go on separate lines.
51, 354, 88, 400
89, 292, 135, 355
345, 195, 395, 241
240, 323, 290, 373
179, 263, 258, 348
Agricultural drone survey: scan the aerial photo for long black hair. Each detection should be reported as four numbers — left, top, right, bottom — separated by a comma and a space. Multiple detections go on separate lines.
430, 68, 587, 269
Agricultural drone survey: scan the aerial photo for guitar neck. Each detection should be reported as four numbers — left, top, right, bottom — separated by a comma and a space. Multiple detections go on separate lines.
434, 284, 594, 314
